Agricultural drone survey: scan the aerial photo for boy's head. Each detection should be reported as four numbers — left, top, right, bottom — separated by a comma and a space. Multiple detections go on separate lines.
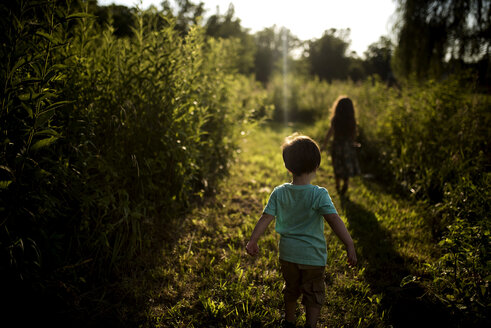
282, 134, 321, 176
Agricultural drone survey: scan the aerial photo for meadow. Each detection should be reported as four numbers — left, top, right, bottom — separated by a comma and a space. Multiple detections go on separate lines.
0, 1, 489, 327
128, 123, 439, 327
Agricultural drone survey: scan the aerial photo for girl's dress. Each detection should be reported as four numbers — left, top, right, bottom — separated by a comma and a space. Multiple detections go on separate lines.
331, 136, 360, 179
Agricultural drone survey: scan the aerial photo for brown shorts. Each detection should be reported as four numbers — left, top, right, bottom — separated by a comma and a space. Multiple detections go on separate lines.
280, 259, 325, 307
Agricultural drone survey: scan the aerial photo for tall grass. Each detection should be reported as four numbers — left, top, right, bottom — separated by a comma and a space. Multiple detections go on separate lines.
356, 77, 489, 324
269, 74, 489, 324
0, 0, 268, 318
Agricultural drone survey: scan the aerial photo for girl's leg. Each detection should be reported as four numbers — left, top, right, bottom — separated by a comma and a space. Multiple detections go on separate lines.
335, 176, 341, 192
341, 177, 349, 194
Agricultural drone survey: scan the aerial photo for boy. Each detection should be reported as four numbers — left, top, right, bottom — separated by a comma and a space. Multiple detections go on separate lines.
246, 134, 357, 328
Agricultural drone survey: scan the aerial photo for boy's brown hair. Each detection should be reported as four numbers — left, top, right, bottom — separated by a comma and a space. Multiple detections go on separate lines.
282, 134, 321, 176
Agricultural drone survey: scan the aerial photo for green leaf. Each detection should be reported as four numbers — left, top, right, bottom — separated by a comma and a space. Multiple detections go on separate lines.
42, 69, 60, 84
31, 136, 59, 151
0, 165, 14, 178
43, 100, 73, 112
35, 31, 59, 44
18, 93, 32, 101
14, 78, 43, 88
400, 275, 418, 287
21, 102, 34, 118
8, 57, 26, 81
0, 181, 12, 189
34, 109, 55, 128
66, 12, 95, 20
34, 129, 59, 137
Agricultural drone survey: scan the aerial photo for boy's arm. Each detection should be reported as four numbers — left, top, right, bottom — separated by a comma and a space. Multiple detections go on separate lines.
323, 213, 357, 266
246, 213, 275, 256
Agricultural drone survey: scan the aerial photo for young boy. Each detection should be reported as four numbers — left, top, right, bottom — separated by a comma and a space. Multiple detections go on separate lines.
246, 134, 357, 328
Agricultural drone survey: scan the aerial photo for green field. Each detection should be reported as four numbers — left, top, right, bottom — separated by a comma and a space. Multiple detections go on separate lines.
1, 2, 488, 326
113, 123, 446, 328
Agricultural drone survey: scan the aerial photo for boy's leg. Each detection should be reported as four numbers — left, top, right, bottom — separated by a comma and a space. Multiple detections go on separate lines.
284, 300, 297, 323
280, 260, 301, 324
305, 305, 321, 328
299, 265, 325, 328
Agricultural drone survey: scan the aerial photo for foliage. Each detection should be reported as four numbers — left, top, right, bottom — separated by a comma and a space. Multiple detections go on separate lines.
1, 0, 488, 325
0, 0, 268, 320
359, 77, 489, 324
306, 28, 352, 83
392, 0, 491, 80
204, 3, 256, 75
94, 3, 135, 37
267, 75, 347, 123
305, 76, 489, 324
363, 36, 394, 82
253, 26, 300, 85
161, 0, 205, 35
142, 124, 395, 327
0, 0, 81, 285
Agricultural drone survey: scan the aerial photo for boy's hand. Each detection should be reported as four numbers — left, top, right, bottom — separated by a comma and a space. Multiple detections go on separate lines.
347, 245, 357, 266
246, 213, 274, 257
246, 240, 259, 256
323, 213, 357, 266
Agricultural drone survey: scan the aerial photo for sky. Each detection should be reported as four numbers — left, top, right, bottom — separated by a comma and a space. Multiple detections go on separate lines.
98, 0, 398, 57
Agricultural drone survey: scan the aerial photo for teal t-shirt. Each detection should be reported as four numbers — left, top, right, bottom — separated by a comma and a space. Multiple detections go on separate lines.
263, 183, 338, 266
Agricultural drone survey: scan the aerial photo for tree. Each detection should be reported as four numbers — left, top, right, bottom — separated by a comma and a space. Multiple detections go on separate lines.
306, 28, 351, 83
364, 36, 393, 81
253, 26, 299, 84
95, 4, 135, 37
204, 4, 255, 75
348, 54, 366, 83
161, 0, 205, 35
392, 0, 491, 80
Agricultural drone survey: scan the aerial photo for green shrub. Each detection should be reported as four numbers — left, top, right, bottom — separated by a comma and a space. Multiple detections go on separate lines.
296, 75, 489, 323
267, 74, 355, 123
0, 0, 268, 315
354, 76, 489, 322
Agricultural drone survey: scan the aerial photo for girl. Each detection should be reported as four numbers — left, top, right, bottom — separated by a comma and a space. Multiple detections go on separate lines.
323, 96, 360, 195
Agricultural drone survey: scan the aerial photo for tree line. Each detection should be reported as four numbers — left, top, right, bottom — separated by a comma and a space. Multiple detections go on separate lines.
0, 0, 488, 326
94, 0, 489, 87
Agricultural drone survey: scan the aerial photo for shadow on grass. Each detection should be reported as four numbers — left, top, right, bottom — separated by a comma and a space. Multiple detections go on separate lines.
340, 196, 454, 328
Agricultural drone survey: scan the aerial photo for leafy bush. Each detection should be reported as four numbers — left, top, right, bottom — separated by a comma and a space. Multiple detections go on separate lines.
267, 74, 356, 123
305, 75, 490, 324
356, 77, 489, 323
0, 0, 268, 317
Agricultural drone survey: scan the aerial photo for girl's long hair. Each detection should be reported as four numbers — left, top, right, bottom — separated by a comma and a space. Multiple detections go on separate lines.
330, 96, 356, 140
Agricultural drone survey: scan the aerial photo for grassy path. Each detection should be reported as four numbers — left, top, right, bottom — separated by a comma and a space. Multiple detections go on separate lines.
134, 123, 442, 327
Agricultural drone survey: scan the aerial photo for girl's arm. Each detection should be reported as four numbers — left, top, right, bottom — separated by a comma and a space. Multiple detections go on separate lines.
322, 126, 334, 150
323, 213, 357, 266
326, 126, 334, 141
246, 213, 275, 256
351, 124, 359, 144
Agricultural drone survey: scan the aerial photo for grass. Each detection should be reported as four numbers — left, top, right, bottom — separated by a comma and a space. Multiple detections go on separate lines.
116, 122, 445, 327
